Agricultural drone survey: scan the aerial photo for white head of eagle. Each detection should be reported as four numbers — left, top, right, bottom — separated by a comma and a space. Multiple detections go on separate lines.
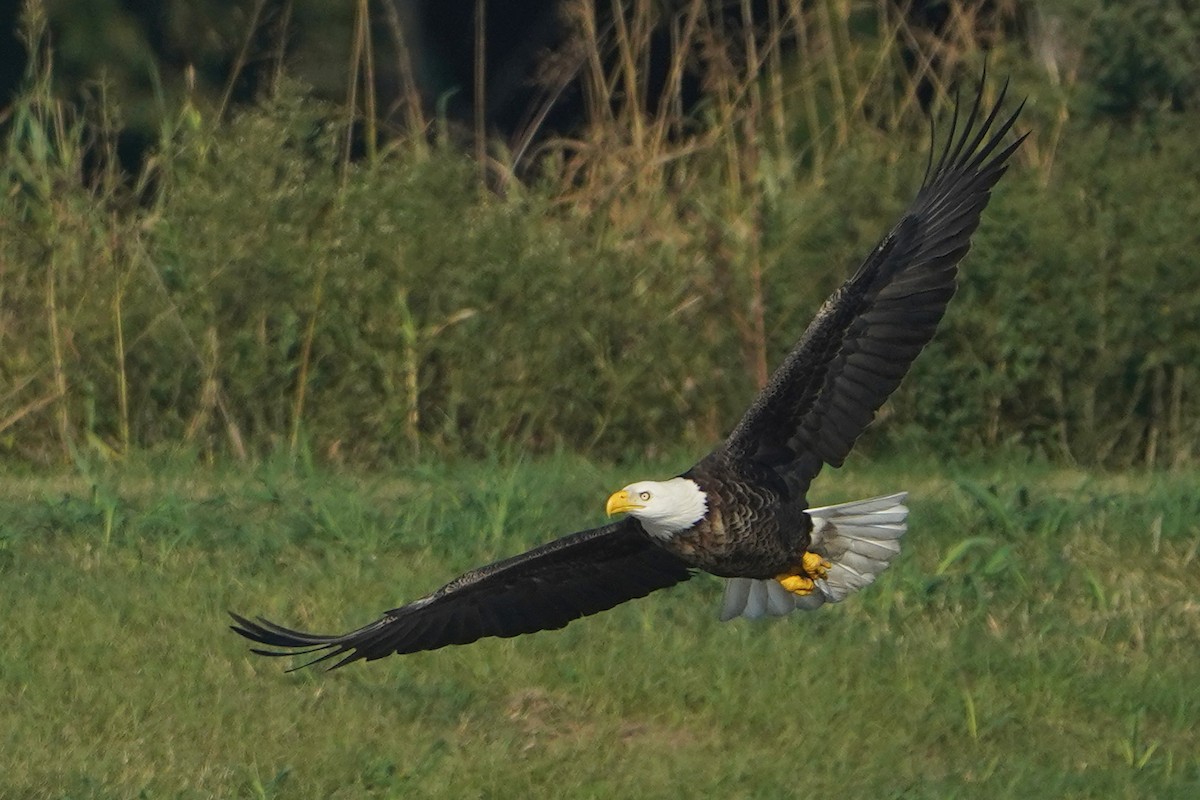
606, 478, 708, 540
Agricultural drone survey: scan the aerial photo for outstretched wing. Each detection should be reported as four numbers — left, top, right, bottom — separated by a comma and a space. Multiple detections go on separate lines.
724, 78, 1026, 493
230, 518, 692, 669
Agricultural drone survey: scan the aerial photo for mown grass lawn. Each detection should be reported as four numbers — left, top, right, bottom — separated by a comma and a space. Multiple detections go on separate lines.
1, 455, 1198, 798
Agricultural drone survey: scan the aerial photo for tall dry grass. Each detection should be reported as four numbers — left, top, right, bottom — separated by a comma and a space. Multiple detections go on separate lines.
2, 0, 1197, 468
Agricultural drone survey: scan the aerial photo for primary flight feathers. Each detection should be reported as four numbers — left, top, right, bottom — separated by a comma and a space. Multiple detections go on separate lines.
230, 520, 692, 670
232, 77, 1026, 670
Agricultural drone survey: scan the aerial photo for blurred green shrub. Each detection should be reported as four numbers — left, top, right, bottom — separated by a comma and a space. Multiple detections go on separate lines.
1084, 0, 1200, 116
893, 117, 1200, 467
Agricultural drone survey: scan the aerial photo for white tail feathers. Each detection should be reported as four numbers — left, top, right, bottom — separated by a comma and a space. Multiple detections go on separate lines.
719, 492, 908, 622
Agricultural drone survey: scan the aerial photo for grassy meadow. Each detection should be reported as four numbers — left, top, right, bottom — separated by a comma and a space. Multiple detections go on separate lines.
2, 455, 1198, 798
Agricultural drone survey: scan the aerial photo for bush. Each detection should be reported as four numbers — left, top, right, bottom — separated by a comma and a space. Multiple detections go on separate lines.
897, 116, 1200, 467
2, 10, 1198, 469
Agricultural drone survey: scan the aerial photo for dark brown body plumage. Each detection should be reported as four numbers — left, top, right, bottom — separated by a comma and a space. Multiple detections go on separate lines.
662, 452, 813, 578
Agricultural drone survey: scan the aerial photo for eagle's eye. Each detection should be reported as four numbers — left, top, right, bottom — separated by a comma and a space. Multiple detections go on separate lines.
639, 491, 652, 502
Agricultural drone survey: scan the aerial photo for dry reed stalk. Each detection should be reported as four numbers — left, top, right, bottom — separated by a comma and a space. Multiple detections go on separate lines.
816, 0, 850, 145
648, 0, 704, 154
765, 0, 789, 159
0, 389, 63, 438
396, 288, 420, 456
379, 0, 429, 146
46, 244, 71, 460
217, 0, 270, 120
111, 226, 130, 454
359, 0, 378, 164
289, 0, 375, 457
609, 0, 644, 151
475, 0, 488, 176
786, 0, 826, 175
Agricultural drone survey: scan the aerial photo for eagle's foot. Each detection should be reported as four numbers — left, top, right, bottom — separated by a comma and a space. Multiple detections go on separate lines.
802, 551, 832, 580
776, 573, 816, 595
775, 551, 832, 596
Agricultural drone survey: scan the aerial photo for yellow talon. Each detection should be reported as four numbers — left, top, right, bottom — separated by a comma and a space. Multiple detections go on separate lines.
776, 573, 816, 595
775, 551, 832, 596
802, 551, 832, 579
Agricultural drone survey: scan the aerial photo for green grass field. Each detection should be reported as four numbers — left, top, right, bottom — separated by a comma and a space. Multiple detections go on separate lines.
2, 455, 1198, 798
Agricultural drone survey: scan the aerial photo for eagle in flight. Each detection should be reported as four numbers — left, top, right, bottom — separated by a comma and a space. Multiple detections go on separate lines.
232, 78, 1025, 670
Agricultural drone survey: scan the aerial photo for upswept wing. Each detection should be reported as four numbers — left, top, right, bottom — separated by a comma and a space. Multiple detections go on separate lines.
230, 518, 691, 669
724, 79, 1026, 492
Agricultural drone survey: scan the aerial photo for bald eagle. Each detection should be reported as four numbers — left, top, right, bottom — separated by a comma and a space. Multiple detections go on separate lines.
231, 79, 1025, 670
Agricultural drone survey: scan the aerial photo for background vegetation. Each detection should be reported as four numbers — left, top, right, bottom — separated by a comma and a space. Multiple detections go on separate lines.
2, 0, 1198, 468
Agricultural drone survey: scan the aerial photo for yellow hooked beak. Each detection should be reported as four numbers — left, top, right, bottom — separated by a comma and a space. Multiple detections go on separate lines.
605, 490, 645, 517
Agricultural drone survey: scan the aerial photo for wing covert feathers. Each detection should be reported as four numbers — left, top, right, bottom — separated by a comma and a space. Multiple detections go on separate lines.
230, 519, 691, 669
725, 79, 1025, 493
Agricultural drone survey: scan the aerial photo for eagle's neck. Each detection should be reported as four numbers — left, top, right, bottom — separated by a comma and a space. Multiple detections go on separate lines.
636, 478, 708, 540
